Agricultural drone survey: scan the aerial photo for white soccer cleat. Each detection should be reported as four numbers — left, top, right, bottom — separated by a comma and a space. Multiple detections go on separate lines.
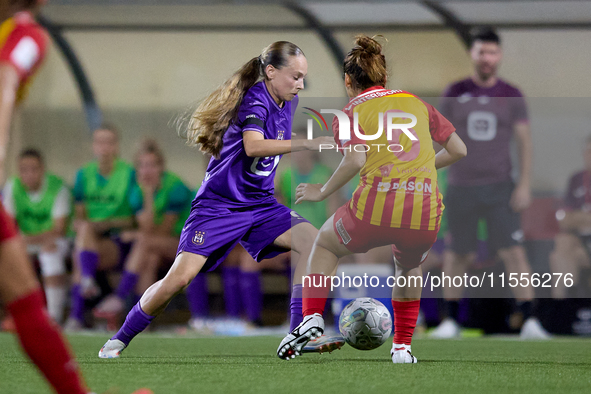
430, 317, 461, 339
302, 335, 346, 354
391, 343, 417, 364
277, 313, 324, 360
520, 317, 551, 340
98, 339, 126, 359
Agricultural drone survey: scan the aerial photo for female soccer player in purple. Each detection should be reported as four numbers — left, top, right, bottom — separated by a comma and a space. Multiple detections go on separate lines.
99, 41, 332, 358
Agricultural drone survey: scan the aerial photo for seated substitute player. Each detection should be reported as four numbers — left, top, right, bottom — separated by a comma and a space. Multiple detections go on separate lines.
277, 35, 467, 363
65, 124, 136, 330
92, 139, 193, 327
550, 135, 591, 299
2, 148, 71, 324
431, 28, 549, 339
98, 41, 334, 358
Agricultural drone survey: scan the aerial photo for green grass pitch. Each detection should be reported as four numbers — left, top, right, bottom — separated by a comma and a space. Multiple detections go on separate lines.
1, 333, 590, 394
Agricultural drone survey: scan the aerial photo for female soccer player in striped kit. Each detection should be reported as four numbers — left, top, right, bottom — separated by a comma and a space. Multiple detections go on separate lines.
99, 41, 332, 358
277, 35, 467, 363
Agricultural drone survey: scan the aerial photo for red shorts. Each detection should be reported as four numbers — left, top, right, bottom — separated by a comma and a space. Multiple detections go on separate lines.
0, 202, 18, 243
333, 203, 438, 269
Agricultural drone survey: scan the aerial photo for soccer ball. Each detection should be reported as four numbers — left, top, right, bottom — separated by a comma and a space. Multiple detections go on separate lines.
338, 298, 392, 350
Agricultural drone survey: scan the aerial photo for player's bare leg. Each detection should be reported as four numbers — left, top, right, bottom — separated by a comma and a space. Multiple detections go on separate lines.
74, 221, 120, 299
94, 233, 177, 328
99, 252, 206, 358
273, 221, 318, 284
277, 217, 350, 359
498, 245, 550, 339
140, 252, 206, 315
431, 250, 475, 338
0, 237, 89, 394
66, 227, 120, 331
136, 254, 162, 294
391, 259, 422, 364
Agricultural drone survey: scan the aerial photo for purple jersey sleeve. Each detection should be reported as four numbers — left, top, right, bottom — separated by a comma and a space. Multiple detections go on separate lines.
237, 97, 268, 135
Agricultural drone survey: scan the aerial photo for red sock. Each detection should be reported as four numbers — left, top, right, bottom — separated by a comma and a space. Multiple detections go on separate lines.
7, 289, 88, 394
392, 300, 420, 345
302, 274, 330, 317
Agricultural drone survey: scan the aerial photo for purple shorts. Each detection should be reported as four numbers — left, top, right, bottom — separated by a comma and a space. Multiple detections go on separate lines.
177, 201, 309, 272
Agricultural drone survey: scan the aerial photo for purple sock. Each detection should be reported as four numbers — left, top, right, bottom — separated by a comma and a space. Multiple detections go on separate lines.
240, 270, 262, 323
223, 267, 242, 318
112, 302, 154, 346
79, 250, 99, 278
290, 284, 303, 331
186, 274, 209, 318
116, 271, 139, 300
69, 285, 85, 322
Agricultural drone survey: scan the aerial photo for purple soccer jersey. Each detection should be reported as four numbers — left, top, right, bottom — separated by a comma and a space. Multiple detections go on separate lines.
439, 78, 529, 186
195, 81, 297, 207
176, 80, 308, 271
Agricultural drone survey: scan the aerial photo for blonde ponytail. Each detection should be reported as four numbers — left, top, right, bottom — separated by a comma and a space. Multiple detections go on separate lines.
186, 41, 304, 159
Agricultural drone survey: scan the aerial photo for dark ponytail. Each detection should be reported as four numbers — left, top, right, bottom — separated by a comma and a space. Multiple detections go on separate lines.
343, 35, 387, 91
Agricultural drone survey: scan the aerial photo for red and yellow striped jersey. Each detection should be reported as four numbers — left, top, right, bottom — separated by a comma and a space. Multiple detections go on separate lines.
332, 86, 455, 231
0, 11, 47, 103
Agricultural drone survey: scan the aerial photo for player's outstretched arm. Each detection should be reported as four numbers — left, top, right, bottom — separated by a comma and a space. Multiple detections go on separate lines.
434, 132, 467, 170
295, 147, 365, 204
243, 130, 332, 157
